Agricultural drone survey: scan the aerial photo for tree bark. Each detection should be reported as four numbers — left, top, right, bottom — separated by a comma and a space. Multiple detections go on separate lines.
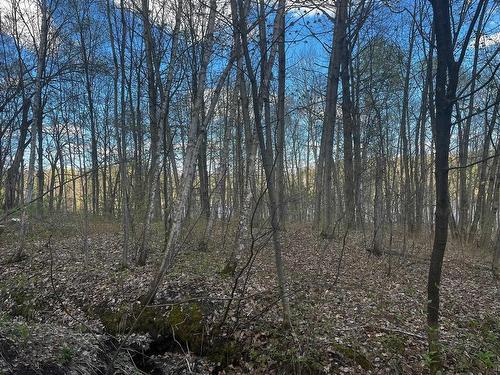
470, 91, 499, 240
458, 4, 487, 237
341, 23, 355, 228
416, 31, 434, 233
144, 0, 219, 303
4, 97, 30, 210
137, 0, 183, 265
238, 0, 291, 324
316, 0, 346, 237
427, 1, 485, 372
276, 3, 286, 227
400, 19, 416, 234
35, 0, 50, 216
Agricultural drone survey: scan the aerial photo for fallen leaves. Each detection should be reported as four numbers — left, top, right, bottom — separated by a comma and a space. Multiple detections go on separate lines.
0, 222, 498, 374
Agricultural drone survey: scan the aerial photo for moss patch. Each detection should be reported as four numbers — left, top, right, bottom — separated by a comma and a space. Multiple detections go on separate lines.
167, 303, 204, 353
97, 302, 205, 354
331, 342, 373, 370
0, 275, 40, 321
98, 304, 170, 338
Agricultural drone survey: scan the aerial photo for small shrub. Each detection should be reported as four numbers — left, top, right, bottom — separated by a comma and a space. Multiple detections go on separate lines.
476, 350, 496, 369
58, 345, 74, 365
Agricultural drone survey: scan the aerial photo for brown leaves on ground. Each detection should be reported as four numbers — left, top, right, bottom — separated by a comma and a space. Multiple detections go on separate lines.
0, 220, 498, 374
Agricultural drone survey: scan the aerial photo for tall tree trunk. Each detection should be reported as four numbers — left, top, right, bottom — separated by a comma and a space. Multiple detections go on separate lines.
416, 31, 434, 233
75, 0, 100, 214
137, 0, 183, 265
340, 10, 355, 228
401, 18, 416, 234
372, 107, 384, 256
4, 97, 30, 210
196, 58, 236, 250
144, 0, 219, 303
317, 0, 346, 237
35, 0, 50, 216
137, 0, 161, 265
458, 4, 487, 237
480, 134, 500, 246
470, 90, 499, 239
238, 0, 291, 324
16, 0, 49, 259
226, 0, 256, 272
276, 3, 286, 226
106, 0, 131, 267
427, 1, 485, 372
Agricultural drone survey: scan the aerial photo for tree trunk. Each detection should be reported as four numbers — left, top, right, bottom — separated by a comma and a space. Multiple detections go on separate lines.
4, 97, 30, 210
416, 31, 433, 233
15, 0, 49, 259
276, 3, 286, 226
493, 226, 500, 278
317, 0, 346, 237
400, 19, 416, 234
341, 29, 355, 228
238, 0, 291, 324
144, 0, 218, 303
470, 91, 499, 239
137, 0, 160, 265
458, 4, 487, 237
137, 0, 183, 265
35, 0, 50, 216
106, 0, 131, 267
427, 1, 484, 372
373, 160, 384, 255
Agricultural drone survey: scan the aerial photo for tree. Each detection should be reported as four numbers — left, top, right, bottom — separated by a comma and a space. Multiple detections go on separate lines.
427, 0, 486, 372
315, 0, 346, 237
144, 0, 232, 302
236, 0, 291, 325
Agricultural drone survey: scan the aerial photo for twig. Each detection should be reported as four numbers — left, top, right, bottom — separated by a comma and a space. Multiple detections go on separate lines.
151, 290, 271, 307
447, 153, 499, 171
373, 325, 426, 340
333, 323, 425, 340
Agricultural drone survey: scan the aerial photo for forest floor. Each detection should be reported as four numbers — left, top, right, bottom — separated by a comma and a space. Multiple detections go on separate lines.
0, 215, 498, 374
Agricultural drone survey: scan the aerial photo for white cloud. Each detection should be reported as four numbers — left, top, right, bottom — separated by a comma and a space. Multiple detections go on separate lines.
0, 0, 42, 48
0, 0, 60, 52
479, 31, 500, 48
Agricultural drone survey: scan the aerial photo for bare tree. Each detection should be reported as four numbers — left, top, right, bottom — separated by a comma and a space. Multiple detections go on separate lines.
426, 1, 486, 372
144, 0, 226, 302
236, 0, 291, 324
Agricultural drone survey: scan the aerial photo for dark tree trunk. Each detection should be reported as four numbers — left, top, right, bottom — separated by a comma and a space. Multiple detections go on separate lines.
276, 4, 286, 226
35, 0, 50, 216
4, 98, 30, 210
341, 33, 355, 227
427, 1, 485, 372
198, 129, 210, 221
316, 0, 346, 236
